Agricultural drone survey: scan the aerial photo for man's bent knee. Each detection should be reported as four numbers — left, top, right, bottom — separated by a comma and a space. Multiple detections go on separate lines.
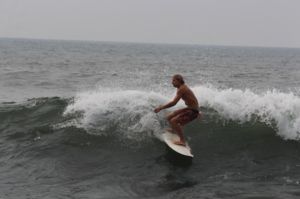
170, 118, 180, 126
166, 112, 176, 122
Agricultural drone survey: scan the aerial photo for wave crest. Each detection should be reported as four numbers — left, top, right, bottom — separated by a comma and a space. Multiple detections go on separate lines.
194, 85, 300, 140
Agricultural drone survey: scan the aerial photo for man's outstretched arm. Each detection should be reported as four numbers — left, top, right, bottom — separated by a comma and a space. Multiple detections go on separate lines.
154, 91, 182, 113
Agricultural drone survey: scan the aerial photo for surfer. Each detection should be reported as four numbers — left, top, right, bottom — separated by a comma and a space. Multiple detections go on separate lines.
154, 74, 200, 146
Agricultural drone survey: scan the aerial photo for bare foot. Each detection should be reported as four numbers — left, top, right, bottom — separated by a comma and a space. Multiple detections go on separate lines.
173, 140, 186, 146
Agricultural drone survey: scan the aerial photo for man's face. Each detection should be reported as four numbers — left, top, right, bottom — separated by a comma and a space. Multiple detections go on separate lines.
172, 77, 180, 88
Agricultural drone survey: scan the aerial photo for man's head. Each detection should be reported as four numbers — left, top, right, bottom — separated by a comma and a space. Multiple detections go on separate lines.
172, 74, 185, 88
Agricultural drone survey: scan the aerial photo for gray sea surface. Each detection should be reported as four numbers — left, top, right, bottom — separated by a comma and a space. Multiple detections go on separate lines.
1, 38, 300, 199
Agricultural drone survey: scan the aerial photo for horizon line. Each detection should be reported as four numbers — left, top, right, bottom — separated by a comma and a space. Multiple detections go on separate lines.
1, 36, 300, 50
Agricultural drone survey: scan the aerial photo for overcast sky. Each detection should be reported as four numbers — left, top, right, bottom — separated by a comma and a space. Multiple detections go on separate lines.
1, 0, 300, 48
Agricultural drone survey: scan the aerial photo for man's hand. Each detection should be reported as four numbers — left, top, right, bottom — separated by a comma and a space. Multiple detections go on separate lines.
154, 106, 162, 113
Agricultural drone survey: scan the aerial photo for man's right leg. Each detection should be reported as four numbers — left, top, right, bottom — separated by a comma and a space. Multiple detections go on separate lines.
170, 116, 185, 145
166, 109, 186, 133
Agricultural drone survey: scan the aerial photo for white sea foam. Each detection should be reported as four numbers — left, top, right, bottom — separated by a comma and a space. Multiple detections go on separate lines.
193, 85, 300, 140
64, 85, 300, 141
64, 89, 168, 141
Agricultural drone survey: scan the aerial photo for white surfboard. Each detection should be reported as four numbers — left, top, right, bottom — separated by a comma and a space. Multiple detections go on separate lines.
162, 131, 193, 157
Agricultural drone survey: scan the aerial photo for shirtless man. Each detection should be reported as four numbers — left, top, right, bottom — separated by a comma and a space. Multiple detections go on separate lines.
154, 74, 200, 146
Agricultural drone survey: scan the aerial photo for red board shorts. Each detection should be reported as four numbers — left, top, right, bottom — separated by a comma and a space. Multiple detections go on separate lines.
176, 108, 200, 125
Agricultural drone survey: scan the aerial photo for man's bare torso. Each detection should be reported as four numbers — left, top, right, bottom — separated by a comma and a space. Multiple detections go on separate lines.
178, 84, 199, 110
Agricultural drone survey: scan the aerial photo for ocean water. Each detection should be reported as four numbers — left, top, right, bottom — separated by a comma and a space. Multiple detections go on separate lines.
1, 38, 300, 198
